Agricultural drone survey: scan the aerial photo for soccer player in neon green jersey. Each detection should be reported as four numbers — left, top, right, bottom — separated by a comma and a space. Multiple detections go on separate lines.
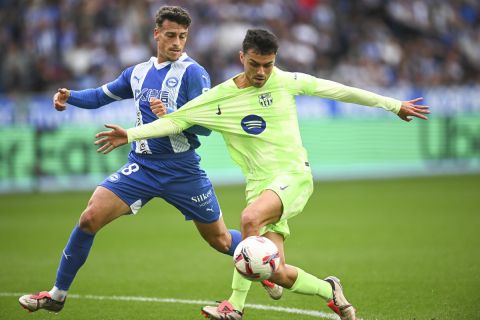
95, 29, 429, 320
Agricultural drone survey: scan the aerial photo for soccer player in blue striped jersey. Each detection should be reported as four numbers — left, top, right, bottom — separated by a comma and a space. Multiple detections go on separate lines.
18, 6, 244, 313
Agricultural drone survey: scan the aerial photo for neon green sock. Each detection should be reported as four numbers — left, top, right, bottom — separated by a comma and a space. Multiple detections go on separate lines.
228, 269, 252, 311
289, 267, 333, 301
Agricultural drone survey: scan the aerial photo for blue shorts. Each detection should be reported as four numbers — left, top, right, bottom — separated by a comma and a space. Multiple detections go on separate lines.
100, 150, 221, 224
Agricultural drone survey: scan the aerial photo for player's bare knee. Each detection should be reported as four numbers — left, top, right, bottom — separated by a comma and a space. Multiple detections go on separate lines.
79, 207, 102, 233
240, 210, 261, 236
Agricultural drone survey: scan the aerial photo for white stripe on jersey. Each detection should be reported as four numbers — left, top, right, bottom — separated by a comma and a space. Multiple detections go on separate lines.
102, 84, 122, 101
130, 60, 153, 154
162, 59, 194, 153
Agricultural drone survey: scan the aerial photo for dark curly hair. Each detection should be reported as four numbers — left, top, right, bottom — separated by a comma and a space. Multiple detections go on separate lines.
242, 29, 279, 55
155, 6, 191, 28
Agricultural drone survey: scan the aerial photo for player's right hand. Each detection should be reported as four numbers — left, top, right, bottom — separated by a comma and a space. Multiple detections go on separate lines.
95, 124, 128, 154
397, 97, 430, 122
53, 88, 70, 111
150, 98, 167, 118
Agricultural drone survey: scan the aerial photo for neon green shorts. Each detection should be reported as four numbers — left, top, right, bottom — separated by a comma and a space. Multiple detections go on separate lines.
245, 171, 314, 239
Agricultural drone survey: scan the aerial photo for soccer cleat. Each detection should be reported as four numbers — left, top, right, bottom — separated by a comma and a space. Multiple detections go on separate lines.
19, 291, 65, 313
201, 300, 243, 320
324, 276, 356, 320
261, 279, 283, 300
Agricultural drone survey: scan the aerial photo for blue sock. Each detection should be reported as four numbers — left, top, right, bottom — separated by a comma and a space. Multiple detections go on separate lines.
227, 229, 242, 256
54, 225, 95, 290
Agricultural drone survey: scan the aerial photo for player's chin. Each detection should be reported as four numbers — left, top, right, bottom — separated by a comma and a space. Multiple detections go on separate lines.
253, 79, 266, 87
168, 51, 182, 61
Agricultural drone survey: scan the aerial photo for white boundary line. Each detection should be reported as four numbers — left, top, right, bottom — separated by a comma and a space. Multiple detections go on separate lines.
1, 292, 340, 319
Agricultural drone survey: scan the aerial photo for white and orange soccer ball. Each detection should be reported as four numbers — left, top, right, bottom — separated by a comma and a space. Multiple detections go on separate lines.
233, 236, 280, 281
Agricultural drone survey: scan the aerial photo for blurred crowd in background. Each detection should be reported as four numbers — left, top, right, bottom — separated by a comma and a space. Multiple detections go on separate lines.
1, 0, 479, 94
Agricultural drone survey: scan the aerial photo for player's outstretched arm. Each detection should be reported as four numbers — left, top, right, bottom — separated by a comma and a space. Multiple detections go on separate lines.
95, 117, 187, 154
53, 88, 70, 111
397, 97, 430, 122
95, 124, 128, 154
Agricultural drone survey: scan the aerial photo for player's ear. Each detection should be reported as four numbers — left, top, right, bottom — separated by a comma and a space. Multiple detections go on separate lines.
239, 51, 245, 64
154, 27, 160, 41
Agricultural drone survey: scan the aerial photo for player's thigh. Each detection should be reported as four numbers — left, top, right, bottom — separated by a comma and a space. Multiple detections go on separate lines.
249, 172, 313, 239
243, 190, 283, 227
266, 173, 313, 221
80, 186, 131, 230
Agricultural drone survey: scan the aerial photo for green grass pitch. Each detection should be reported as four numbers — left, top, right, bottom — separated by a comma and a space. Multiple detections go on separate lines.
1, 174, 479, 320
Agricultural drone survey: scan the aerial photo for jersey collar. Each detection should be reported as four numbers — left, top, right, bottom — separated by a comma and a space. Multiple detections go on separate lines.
151, 53, 189, 69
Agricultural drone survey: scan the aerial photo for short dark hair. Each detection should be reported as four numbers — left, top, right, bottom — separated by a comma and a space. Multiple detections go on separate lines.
155, 6, 191, 28
242, 29, 279, 55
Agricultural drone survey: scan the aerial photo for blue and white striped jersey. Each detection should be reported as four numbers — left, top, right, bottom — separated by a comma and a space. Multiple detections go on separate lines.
68, 53, 211, 155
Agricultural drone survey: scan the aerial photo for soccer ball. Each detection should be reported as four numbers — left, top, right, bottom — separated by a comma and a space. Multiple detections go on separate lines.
233, 236, 280, 281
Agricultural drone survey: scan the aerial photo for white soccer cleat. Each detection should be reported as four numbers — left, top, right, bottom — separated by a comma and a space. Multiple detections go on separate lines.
261, 279, 283, 300
201, 300, 243, 320
324, 276, 356, 320
19, 291, 65, 313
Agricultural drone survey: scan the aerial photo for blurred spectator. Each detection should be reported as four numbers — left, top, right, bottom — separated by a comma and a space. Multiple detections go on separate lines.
0, 0, 479, 94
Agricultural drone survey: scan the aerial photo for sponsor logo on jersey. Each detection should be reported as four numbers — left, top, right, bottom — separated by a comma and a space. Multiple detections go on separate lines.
160, 90, 169, 104
258, 92, 273, 107
134, 88, 170, 107
241, 115, 266, 135
191, 189, 214, 207
166, 77, 179, 88
135, 88, 161, 102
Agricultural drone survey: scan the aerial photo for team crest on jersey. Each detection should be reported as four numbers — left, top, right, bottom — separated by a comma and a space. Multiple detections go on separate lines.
258, 92, 273, 108
108, 173, 120, 183
166, 77, 179, 88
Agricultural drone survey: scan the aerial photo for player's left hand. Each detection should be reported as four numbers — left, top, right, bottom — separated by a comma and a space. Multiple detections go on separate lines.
95, 124, 128, 154
150, 98, 166, 118
397, 97, 430, 122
